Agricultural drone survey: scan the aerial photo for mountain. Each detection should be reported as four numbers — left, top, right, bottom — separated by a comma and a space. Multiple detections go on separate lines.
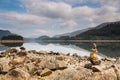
36, 35, 50, 40
75, 21, 120, 40
54, 28, 92, 38
0, 30, 13, 38
0, 30, 14, 39
0, 29, 24, 40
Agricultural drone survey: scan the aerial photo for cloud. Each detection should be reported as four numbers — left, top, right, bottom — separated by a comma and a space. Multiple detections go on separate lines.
60, 20, 77, 28
1, 0, 120, 37
22, 0, 120, 23
0, 12, 51, 26
35, 29, 51, 34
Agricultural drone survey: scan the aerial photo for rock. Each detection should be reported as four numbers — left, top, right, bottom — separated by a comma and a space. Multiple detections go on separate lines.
66, 53, 70, 56
3, 68, 30, 80
56, 60, 67, 69
17, 51, 27, 57
37, 59, 47, 69
0, 57, 11, 72
89, 59, 101, 65
56, 56, 64, 61
6, 48, 18, 53
84, 63, 92, 69
0, 52, 6, 57
72, 53, 79, 57
25, 63, 37, 75
40, 68, 52, 77
45, 60, 67, 70
11, 57, 25, 65
38, 77, 45, 80
20, 47, 25, 50
39, 50, 47, 54
92, 65, 103, 72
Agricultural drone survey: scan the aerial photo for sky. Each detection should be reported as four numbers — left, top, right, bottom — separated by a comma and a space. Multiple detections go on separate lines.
0, 0, 120, 38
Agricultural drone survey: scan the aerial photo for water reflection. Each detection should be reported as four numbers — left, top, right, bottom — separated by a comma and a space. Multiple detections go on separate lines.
1, 43, 23, 47
0, 41, 120, 58
0, 42, 23, 51
36, 41, 120, 58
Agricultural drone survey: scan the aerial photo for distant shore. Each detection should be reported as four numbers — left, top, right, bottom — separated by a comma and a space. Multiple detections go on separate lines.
0, 40, 25, 43
42, 40, 120, 42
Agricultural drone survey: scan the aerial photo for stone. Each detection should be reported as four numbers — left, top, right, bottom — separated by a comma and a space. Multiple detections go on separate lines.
56, 60, 67, 69
72, 53, 79, 57
17, 51, 27, 57
3, 68, 30, 80
38, 77, 45, 80
0, 57, 11, 72
45, 60, 67, 70
84, 63, 92, 69
39, 50, 47, 54
20, 47, 25, 50
92, 65, 103, 72
40, 68, 52, 77
37, 59, 47, 69
89, 59, 101, 65
25, 63, 37, 75
6, 48, 18, 53
11, 57, 25, 65
56, 56, 64, 61
66, 53, 70, 56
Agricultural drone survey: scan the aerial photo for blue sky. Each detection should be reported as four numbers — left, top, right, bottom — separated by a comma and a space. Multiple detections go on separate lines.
0, 0, 120, 38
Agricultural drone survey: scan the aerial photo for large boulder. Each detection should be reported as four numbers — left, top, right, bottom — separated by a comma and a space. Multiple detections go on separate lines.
0, 57, 11, 72
3, 68, 30, 80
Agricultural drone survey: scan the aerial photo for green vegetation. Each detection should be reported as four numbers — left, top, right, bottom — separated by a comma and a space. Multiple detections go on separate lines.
1, 35, 23, 40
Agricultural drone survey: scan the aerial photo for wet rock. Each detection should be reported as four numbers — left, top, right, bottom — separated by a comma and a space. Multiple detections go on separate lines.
3, 68, 30, 80
40, 68, 52, 77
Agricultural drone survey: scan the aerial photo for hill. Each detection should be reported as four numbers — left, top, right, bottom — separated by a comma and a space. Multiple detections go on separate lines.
74, 21, 120, 40
0, 30, 13, 39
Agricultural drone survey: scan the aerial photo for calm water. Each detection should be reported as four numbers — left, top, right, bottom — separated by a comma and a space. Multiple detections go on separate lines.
0, 41, 120, 58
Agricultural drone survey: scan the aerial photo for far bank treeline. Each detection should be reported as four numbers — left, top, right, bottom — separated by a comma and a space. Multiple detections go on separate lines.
1, 35, 23, 40
37, 21, 120, 40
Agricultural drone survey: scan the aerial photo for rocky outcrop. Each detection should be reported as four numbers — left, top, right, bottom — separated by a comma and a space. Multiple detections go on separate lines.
0, 47, 120, 80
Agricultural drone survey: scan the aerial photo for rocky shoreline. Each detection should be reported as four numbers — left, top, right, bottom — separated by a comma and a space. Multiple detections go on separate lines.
0, 47, 120, 80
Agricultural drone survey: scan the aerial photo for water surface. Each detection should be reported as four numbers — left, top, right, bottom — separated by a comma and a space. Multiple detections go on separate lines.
0, 41, 120, 57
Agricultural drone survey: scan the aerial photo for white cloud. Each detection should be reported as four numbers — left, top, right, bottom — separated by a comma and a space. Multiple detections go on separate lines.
0, 12, 51, 26
35, 29, 50, 34
1, 0, 120, 37
60, 20, 77, 28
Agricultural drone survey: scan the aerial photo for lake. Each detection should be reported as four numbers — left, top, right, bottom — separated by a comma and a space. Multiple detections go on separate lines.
0, 41, 120, 58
